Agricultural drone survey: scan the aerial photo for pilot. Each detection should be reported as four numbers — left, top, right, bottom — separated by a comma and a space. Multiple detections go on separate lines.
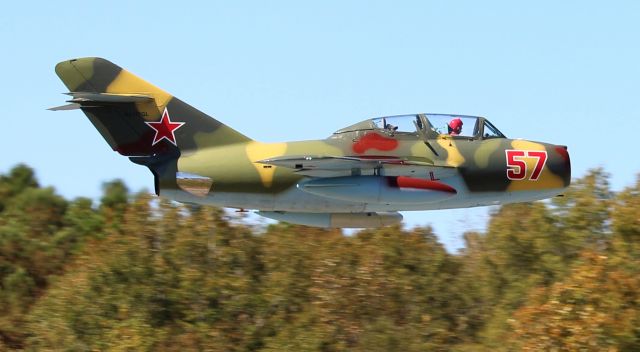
448, 118, 463, 136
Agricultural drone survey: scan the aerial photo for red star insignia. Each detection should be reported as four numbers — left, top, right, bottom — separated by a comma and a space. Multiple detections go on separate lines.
145, 108, 185, 146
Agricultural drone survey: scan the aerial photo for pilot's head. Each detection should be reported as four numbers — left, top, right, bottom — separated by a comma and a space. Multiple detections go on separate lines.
448, 118, 463, 135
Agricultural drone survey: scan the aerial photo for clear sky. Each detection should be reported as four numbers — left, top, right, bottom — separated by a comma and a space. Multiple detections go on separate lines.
1, 1, 639, 251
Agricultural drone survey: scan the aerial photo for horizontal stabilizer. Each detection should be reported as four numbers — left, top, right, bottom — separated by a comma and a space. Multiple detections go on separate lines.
49, 92, 156, 111
47, 103, 81, 111
64, 92, 155, 104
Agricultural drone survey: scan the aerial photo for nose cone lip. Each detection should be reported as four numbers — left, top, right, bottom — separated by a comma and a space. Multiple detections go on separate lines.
554, 145, 571, 187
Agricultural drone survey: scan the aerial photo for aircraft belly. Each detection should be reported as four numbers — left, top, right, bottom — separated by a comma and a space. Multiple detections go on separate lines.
162, 173, 564, 213
160, 186, 366, 212
364, 188, 565, 211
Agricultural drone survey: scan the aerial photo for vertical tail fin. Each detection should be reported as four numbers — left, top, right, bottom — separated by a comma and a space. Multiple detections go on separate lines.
54, 57, 251, 157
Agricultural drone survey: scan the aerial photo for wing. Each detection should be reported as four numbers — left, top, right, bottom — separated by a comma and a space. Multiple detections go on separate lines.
257, 155, 456, 178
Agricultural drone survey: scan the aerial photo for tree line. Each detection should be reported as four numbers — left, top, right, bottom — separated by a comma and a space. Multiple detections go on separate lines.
0, 164, 638, 351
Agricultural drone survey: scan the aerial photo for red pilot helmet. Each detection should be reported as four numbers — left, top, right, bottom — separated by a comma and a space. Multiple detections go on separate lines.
448, 118, 463, 135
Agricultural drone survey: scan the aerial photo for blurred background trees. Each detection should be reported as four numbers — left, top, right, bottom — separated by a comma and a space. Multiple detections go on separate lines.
0, 164, 637, 350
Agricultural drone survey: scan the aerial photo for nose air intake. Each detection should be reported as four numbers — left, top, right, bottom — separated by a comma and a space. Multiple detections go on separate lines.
554, 145, 571, 187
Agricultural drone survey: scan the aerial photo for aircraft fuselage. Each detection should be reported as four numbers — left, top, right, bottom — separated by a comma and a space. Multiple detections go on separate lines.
169, 132, 570, 213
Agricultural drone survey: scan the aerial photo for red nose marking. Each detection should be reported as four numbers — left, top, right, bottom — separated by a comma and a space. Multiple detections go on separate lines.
352, 132, 399, 154
555, 146, 570, 165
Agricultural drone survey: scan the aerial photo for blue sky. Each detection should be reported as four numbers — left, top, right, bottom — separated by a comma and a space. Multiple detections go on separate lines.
1, 1, 639, 251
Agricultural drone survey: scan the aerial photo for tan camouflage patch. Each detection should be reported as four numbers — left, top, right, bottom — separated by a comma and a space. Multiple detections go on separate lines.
246, 142, 287, 188
436, 136, 465, 166
107, 69, 172, 112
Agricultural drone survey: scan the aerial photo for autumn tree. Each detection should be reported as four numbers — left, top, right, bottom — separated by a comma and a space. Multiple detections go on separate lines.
0, 163, 635, 351
509, 251, 640, 351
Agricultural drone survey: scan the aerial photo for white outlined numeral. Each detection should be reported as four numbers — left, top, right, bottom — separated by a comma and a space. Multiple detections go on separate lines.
505, 150, 548, 181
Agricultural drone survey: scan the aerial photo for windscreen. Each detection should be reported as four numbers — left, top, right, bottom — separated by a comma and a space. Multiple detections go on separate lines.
372, 115, 421, 133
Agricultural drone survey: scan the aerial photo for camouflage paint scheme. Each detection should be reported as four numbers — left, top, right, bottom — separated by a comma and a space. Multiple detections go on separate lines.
53, 58, 571, 227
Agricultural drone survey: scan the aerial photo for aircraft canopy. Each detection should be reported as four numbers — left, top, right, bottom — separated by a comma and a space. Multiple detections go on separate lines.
334, 114, 506, 139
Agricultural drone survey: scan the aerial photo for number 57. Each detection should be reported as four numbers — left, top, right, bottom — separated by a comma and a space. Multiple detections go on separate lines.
505, 150, 548, 181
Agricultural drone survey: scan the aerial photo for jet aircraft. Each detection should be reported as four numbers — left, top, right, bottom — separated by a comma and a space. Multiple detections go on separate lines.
52, 58, 571, 227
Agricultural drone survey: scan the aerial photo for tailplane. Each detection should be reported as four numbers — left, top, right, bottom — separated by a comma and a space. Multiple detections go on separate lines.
53, 57, 251, 157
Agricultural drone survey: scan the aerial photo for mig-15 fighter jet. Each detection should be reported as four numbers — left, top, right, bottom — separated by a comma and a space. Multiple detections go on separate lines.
52, 58, 571, 228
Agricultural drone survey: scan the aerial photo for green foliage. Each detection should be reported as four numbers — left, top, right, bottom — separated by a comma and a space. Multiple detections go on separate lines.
553, 167, 612, 252
610, 175, 640, 259
0, 164, 638, 350
100, 179, 129, 210
0, 164, 39, 213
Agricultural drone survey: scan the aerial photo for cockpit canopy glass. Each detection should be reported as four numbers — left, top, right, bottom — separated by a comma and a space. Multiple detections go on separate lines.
482, 120, 504, 138
425, 114, 478, 137
371, 115, 421, 134
369, 114, 505, 139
